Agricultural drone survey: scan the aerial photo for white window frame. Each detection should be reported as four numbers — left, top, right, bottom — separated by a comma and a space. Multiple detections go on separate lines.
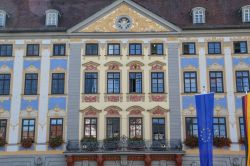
0, 10, 7, 27
242, 5, 250, 23
192, 7, 206, 24
45, 9, 59, 26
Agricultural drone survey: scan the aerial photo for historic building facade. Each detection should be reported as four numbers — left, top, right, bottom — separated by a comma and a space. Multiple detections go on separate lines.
0, 0, 249, 165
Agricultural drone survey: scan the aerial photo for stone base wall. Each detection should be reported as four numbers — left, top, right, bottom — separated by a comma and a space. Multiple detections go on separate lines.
0, 155, 66, 166
0, 154, 245, 166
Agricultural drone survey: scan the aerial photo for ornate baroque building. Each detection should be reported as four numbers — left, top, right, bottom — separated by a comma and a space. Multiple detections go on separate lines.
0, 0, 249, 165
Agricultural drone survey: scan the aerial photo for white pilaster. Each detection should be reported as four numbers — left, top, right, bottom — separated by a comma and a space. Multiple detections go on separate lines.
36, 45, 50, 151
198, 39, 207, 92
224, 42, 239, 150
7, 44, 24, 151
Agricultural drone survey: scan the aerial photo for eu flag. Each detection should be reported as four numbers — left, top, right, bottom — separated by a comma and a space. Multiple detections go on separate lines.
195, 93, 214, 166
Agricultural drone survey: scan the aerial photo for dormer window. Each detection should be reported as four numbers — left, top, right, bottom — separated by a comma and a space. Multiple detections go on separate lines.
45, 9, 59, 26
192, 7, 206, 24
242, 5, 250, 23
0, 10, 7, 27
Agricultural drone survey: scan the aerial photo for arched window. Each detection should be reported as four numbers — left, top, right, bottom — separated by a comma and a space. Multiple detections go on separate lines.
192, 7, 206, 24
0, 10, 7, 27
45, 9, 59, 26
242, 5, 250, 22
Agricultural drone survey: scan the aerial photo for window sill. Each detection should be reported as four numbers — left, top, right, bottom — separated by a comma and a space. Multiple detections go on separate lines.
48, 94, 67, 97
83, 55, 100, 56
127, 55, 144, 57
51, 55, 67, 57
181, 92, 199, 95
0, 56, 14, 58
51, 55, 68, 59
234, 92, 249, 95
104, 54, 122, 57
149, 54, 166, 56
231, 53, 249, 56
24, 55, 41, 59
22, 94, 40, 97
206, 54, 224, 56
0, 95, 11, 98
180, 54, 198, 56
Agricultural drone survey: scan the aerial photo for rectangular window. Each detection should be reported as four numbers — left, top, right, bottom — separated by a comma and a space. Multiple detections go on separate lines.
244, 9, 250, 22
151, 43, 163, 55
107, 72, 120, 94
0, 119, 7, 141
24, 73, 38, 95
129, 43, 142, 55
129, 117, 142, 139
86, 44, 98, 55
50, 118, 63, 139
234, 41, 248, 54
53, 44, 66, 56
51, 73, 65, 94
85, 72, 98, 94
84, 118, 97, 138
0, 44, 12, 57
21, 119, 35, 140
208, 42, 221, 54
0, 74, 10, 95
236, 71, 250, 92
239, 117, 245, 138
129, 72, 142, 93
108, 44, 120, 55
183, 43, 196, 55
184, 72, 197, 93
151, 72, 164, 93
185, 117, 198, 137
209, 71, 224, 93
152, 118, 165, 140
213, 117, 227, 138
106, 118, 120, 138
26, 44, 39, 56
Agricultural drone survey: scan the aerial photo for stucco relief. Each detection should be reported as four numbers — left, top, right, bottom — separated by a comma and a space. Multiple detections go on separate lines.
83, 61, 100, 71
104, 61, 122, 70
148, 106, 168, 115
208, 63, 223, 70
0, 64, 12, 72
149, 61, 166, 71
79, 4, 169, 33
104, 106, 122, 116
25, 65, 39, 72
127, 106, 144, 116
127, 61, 144, 70
81, 106, 101, 117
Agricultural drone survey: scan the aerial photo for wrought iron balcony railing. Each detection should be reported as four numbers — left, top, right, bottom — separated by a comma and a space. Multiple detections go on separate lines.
65, 136, 183, 153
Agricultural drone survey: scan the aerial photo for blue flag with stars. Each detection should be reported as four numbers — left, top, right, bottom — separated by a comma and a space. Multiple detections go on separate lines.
195, 93, 214, 166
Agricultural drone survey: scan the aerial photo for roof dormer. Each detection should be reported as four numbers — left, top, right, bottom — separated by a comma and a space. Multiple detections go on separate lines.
242, 5, 250, 23
0, 10, 7, 27
45, 9, 60, 26
192, 7, 206, 24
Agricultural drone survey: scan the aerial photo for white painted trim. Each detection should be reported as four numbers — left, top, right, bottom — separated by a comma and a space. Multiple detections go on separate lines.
7, 46, 24, 151
36, 46, 51, 149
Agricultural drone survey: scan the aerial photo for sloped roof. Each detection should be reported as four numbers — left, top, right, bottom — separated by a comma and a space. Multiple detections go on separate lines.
0, 0, 249, 32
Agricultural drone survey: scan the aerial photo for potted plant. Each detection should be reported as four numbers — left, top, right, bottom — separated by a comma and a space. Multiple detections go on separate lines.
127, 137, 145, 151
213, 136, 231, 148
239, 137, 245, 145
0, 137, 6, 147
184, 136, 199, 148
49, 136, 63, 148
21, 138, 33, 149
103, 137, 120, 150
81, 136, 98, 151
